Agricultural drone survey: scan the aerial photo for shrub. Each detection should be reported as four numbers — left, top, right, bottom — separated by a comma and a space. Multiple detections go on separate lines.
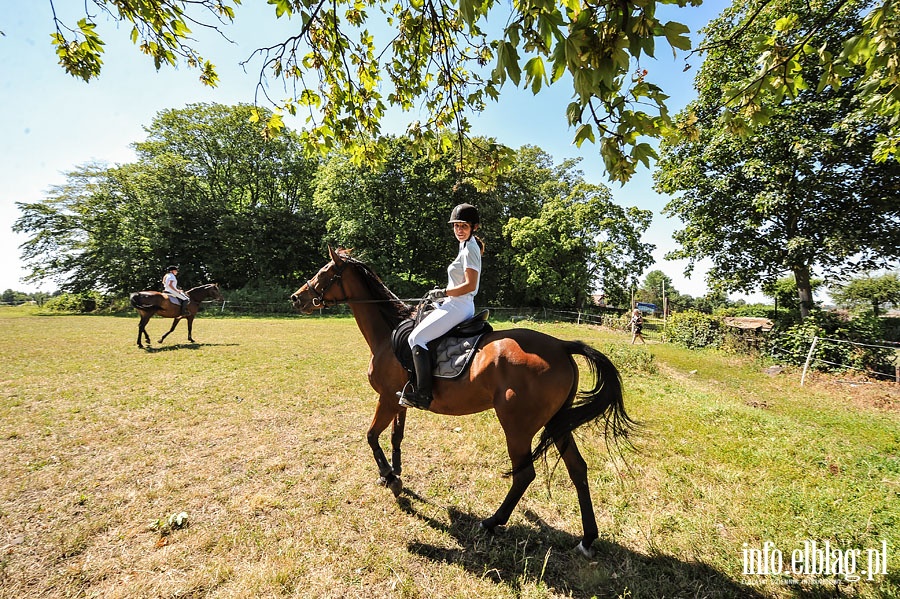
601, 312, 632, 332
769, 311, 895, 376
43, 292, 105, 313
664, 310, 723, 349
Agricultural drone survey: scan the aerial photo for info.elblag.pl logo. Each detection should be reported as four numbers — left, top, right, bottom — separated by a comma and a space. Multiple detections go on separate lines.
742, 540, 889, 583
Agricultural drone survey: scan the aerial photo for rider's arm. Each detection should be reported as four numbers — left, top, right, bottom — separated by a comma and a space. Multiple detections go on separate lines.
446, 268, 479, 297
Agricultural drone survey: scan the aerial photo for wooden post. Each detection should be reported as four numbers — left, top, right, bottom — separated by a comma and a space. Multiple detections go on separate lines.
800, 336, 818, 387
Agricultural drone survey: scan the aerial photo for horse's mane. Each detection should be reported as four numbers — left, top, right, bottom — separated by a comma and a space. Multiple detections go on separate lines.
340, 253, 414, 327
186, 283, 219, 300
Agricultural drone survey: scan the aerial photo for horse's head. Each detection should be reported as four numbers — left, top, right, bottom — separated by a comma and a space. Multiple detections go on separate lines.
206, 283, 224, 302
188, 283, 224, 303
291, 247, 351, 314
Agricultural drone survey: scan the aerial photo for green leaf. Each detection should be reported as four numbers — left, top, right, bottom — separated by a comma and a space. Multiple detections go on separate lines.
662, 21, 691, 54
573, 123, 595, 147
524, 56, 546, 94
269, 0, 293, 18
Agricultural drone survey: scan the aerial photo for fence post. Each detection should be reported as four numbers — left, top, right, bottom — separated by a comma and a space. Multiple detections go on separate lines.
800, 336, 818, 387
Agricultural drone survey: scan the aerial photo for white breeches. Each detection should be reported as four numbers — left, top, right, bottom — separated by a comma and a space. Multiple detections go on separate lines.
408, 296, 475, 349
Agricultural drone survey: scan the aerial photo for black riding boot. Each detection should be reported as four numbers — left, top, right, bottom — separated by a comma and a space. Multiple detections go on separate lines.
180, 299, 190, 315
398, 345, 433, 410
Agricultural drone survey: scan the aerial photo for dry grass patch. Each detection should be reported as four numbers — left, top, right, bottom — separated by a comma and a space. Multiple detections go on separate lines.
0, 312, 897, 598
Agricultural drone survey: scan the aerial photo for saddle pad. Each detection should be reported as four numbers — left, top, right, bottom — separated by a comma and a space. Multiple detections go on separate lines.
432, 333, 488, 378
391, 319, 491, 379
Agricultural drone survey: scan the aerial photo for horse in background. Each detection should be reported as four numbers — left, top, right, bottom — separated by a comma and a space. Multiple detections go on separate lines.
130, 283, 223, 348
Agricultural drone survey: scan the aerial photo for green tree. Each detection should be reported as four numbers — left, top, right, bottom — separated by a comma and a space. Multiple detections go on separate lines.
314, 140, 652, 307
313, 137, 465, 299
504, 169, 654, 307
40, 1, 900, 182
40, 0, 690, 183
135, 103, 325, 288
707, 0, 900, 164
761, 275, 824, 312
656, 0, 900, 320
14, 103, 324, 293
636, 269, 676, 309
13, 161, 163, 293
692, 290, 729, 314
832, 272, 900, 316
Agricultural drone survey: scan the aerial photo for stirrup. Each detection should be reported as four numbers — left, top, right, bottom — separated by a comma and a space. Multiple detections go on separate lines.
396, 383, 431, 410
398, 394, 431, 410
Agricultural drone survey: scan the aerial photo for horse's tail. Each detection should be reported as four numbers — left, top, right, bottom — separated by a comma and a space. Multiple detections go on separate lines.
129, 292, 159, 312
526, 341, 635, 468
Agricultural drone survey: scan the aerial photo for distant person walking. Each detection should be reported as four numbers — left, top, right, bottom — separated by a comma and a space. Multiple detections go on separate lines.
630, 308, 646, 344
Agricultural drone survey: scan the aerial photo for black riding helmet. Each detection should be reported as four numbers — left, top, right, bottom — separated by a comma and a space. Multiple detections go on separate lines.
448, 203, 480, 225
166, 265, 179, 272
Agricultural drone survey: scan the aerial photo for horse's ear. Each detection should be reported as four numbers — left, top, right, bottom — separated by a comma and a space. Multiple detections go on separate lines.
328, 245, 345, 265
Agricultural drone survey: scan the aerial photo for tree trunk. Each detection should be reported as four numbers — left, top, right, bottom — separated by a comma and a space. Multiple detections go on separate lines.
794, 266, 814, 320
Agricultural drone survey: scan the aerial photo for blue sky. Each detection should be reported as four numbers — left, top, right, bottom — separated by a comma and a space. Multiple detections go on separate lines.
1, 1, 739, 298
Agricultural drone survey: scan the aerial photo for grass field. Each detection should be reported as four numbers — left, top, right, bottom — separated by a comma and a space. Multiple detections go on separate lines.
0, 307, 898, 598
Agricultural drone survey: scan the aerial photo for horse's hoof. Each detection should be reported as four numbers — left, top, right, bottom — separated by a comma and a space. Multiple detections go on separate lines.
479, 520, 499, 534
376, 476, 403, 497
575, 541, 595, 559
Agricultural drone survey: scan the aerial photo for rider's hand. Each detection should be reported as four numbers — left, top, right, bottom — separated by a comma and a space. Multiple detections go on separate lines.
426, 288, 447, 301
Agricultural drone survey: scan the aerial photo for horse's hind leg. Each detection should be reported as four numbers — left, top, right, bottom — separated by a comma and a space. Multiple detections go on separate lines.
159, 318, 180, 344
137, 314, 152, 348
367, 397, 403, 496
554, 433, 599, 557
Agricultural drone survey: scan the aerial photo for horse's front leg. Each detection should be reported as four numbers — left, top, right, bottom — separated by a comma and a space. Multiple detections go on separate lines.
391, 409, 406, 476
186, 315, 195, 343
367, 395, 403, 497
158, 317, 180, 344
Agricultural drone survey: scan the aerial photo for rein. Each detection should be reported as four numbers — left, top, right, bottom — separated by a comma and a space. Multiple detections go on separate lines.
303, 261, 422, 308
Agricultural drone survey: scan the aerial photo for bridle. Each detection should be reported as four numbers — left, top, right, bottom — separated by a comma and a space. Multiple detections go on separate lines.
305, 262, 349, 308
301, 260, 424, 309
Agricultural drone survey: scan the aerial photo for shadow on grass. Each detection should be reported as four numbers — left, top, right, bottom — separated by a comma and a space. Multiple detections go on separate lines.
141, 342, 238, 353
398, 489, 767, 599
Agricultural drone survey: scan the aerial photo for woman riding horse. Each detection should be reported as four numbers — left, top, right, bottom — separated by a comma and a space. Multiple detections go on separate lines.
399, 203, 484, 410
291, 247, 633, 558
130, 282, 223, 348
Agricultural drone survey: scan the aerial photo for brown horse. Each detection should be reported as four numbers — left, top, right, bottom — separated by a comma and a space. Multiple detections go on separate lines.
130, 283, 223, 348
291, 248, 633, 557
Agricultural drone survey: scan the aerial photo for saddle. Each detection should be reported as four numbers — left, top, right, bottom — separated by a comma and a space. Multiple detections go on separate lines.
391, 310, 492, 379
162, 292, 185, 305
